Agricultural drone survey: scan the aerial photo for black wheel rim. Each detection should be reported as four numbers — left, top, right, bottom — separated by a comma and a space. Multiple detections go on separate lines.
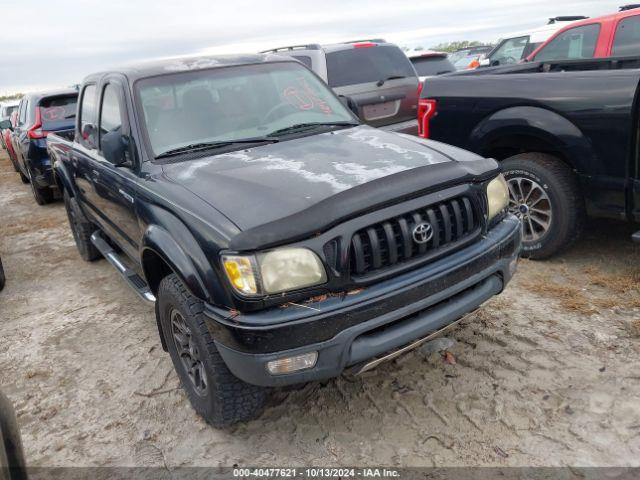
170, 308, 208, 396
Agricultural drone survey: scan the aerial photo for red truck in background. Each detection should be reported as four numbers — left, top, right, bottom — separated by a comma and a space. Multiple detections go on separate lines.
2, 111, 20, 173
526, 4, 640, 62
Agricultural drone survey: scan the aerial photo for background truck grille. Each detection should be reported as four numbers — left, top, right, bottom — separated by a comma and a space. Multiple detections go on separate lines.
349, 196, 479, 275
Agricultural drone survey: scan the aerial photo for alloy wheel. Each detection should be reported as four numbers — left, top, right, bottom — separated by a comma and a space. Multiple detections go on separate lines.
507, 176, 553, 242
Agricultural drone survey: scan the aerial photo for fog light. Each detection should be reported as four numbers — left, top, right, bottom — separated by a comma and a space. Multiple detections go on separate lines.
266, 352, 318, 375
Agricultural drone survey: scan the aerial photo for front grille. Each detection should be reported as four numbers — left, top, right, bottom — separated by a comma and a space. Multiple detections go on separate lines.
349, 196, 480, 276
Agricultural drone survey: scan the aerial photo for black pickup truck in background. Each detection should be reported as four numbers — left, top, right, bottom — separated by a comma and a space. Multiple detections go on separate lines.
419, 57, 640, 258
47, 54, 521, 426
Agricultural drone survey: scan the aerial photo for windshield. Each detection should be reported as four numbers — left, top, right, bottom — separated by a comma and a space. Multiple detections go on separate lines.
489, 36, 530, 65
533, 24, 600, 62
136, 62, 355, 157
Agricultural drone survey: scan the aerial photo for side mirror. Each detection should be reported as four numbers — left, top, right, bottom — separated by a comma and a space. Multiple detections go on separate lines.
0, 120, 12, 131
339, 95, 360, 118
102, 130, 129, 166
491, 60, 501, 67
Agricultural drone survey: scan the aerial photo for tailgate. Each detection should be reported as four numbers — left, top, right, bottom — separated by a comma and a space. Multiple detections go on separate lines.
336, 78, 418, 127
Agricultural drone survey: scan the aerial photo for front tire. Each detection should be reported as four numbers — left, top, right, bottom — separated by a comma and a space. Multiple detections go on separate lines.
502, 152, 584, 259
158, 274, 267, 427
63, 190, 101, 261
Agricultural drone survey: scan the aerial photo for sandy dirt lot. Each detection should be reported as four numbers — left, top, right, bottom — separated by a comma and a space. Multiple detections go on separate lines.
1, 150, 639, 468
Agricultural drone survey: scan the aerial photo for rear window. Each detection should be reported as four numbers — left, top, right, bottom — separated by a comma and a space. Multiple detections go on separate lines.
534, 24, 601, 62
613, 15, 640, 56
39, 95, 77, 128
326, 45, 416, 88
411, 56, 455, 76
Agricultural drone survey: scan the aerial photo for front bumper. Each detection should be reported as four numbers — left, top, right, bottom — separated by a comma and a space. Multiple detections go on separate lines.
205, 215, 521, 387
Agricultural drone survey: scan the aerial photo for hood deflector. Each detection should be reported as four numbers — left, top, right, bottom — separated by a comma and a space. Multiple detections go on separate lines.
229, 157, 498, 251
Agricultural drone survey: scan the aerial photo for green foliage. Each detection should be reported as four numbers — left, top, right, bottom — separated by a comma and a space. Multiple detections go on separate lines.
430, 41, 487, 53
0, 93, 23, 102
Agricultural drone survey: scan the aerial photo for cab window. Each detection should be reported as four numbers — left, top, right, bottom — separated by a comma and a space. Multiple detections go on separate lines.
99, 84, 123, 144
534, 24, 601, 62
613, 15, 640, 56
79, 85, 97, 149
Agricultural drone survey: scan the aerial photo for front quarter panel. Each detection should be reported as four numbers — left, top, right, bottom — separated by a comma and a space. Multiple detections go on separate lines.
137, 195, 238, 307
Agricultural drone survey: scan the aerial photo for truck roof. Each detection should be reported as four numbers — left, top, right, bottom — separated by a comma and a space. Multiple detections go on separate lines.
83, 53, 297, 84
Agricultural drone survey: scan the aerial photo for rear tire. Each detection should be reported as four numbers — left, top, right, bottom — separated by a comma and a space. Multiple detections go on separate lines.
501, 152, 584, 259
63, 190, 101, 261
27, 167, 53, 205
8, 151, 20, 173
19, 169, 29, 184
158, 274, 267, 427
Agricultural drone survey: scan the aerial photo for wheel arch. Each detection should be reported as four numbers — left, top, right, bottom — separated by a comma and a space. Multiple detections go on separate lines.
469, 106, 597, 174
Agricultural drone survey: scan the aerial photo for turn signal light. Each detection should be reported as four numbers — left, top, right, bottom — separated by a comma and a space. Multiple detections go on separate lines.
266, 352, 318, 375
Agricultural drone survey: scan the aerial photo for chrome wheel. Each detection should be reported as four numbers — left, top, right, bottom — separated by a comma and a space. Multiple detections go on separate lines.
507, 177, 552, 243
170, 309, 208, 396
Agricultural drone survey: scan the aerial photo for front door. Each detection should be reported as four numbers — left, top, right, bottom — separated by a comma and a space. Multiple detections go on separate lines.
88, 79, 140, 260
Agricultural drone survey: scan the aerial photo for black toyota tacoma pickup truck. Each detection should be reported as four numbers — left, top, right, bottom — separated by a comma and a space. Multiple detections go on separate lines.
419, 56, 640, 258
48, 54, 521, 427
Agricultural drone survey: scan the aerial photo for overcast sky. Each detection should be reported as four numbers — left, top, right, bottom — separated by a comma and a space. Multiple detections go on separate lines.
0, 0, 626, 95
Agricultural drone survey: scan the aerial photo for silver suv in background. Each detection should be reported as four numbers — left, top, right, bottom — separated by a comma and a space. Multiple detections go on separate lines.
262, 40, 419, 135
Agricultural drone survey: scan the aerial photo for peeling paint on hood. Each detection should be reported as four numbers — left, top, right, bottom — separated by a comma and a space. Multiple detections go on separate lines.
161, 125, 454, 230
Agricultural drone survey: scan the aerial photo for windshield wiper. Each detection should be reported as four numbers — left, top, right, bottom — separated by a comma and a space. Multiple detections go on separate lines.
267, 121, 358, 137
155, 137, 279, 159
376, 75, 407, 87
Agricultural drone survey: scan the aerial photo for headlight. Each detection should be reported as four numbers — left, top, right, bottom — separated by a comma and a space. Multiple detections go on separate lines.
486, 174, 509, 221
222, 248, 327, 296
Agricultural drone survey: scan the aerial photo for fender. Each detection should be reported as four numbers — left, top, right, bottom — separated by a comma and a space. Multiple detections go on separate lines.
468, 106, 598, 175
140, 204, 227, 305
51, 152, 78, 197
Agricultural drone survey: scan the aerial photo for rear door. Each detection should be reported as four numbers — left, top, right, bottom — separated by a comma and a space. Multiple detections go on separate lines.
325, 44, 419, 127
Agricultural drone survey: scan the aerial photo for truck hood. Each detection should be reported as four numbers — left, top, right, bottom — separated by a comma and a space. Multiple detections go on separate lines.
161, 125, 494, 249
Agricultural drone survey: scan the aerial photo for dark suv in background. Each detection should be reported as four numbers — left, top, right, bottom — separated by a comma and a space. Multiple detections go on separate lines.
263, 40, 420, 134
8, 89, 78, 204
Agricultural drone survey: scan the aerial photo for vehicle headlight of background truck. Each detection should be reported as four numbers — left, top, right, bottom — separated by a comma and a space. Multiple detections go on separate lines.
222, 248, 327, 296
486, 174, 509, 221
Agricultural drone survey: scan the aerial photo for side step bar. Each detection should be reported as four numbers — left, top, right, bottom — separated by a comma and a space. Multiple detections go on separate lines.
633, 230, 640, 244
90, 231, 156, 304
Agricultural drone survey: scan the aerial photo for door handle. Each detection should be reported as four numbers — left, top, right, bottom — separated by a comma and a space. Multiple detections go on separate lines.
92, 169, 100, 178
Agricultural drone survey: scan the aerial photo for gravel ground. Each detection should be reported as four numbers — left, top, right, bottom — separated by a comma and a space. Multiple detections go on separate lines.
0, 150, 639, 468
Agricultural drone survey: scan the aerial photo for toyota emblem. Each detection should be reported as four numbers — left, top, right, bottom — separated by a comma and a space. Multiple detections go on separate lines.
412, 222, 433, 244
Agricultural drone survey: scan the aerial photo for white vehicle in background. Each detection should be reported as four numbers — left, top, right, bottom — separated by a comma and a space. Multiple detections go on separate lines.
480, 16, 588, 67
